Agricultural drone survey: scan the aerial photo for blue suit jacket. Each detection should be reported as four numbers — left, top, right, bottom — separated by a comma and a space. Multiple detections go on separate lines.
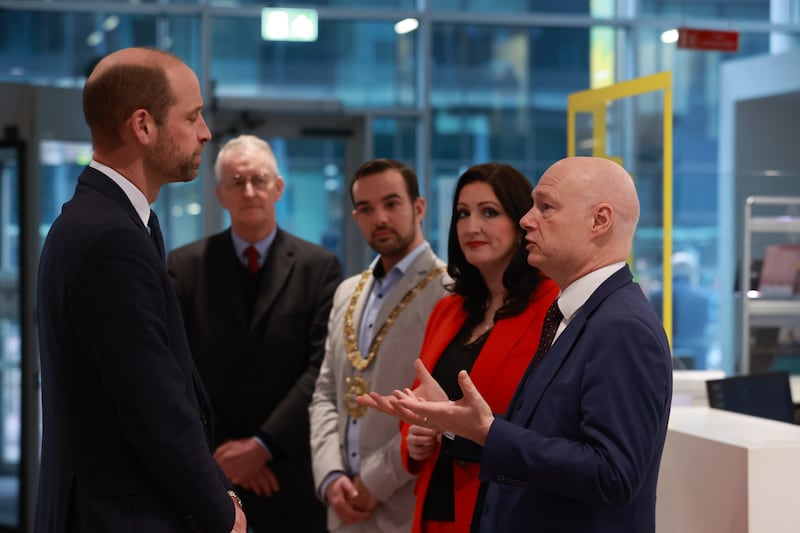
36, 167, 233, 532
472, 266, 672, 533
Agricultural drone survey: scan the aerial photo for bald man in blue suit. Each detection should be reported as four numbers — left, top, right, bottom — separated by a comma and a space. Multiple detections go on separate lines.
367, 157, 672, 533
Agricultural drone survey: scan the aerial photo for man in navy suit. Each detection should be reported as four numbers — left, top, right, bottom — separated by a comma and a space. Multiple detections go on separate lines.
386, 157, 672, 532
36, 47, 245, 532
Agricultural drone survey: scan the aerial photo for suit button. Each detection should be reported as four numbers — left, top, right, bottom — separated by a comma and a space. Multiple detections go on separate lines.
496, 474, 505, 482
201, 414, 208, 424
455, 460, 467, 467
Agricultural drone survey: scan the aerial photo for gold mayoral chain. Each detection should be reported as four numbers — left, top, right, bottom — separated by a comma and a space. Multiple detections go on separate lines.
343, 266, 447, 418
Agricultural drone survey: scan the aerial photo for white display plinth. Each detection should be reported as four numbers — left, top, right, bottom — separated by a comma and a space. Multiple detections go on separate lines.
672, 369, 726, 407
657, 406, 800, 533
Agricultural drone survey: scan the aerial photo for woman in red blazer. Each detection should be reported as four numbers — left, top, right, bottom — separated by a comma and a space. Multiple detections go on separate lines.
398, 163, 558, 533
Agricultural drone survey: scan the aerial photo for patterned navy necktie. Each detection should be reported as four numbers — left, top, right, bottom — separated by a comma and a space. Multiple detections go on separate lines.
147, 210, 166, 262
531, 299, 563, 370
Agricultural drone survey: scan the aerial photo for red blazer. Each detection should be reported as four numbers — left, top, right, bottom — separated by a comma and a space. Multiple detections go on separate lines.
400, 278, 559, 533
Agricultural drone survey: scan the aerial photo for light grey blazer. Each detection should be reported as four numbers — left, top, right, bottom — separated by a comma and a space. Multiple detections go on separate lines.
310, 245, 450, 533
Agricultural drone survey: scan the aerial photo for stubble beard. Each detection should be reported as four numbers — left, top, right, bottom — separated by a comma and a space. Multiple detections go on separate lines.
146, 127, 201, 184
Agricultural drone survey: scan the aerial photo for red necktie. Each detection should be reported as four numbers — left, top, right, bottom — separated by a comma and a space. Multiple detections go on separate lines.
244, 246, 260, 273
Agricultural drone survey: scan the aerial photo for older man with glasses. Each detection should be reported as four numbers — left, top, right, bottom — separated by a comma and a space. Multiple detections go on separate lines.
168, 134, 342, 532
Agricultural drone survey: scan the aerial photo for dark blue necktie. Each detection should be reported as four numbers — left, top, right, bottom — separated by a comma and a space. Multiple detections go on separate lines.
506, 298, 564, 420
147, 210, 166, 262
531, 299, 563, 370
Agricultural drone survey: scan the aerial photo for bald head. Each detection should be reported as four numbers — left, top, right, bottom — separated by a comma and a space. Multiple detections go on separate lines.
83, 47, 185, 151
551, 156, 640, 245
520, 156, 641, 287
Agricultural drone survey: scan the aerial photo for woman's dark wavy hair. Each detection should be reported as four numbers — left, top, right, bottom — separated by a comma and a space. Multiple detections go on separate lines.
446, 162, 543, 330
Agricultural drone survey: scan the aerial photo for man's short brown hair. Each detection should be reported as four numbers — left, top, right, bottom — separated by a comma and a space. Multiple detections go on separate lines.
350, 158, 420, 205
82, 50, 179, 150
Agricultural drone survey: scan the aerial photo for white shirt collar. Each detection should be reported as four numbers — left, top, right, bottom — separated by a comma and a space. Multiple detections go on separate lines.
89, 160, 151, 226
557, 262, 627, 327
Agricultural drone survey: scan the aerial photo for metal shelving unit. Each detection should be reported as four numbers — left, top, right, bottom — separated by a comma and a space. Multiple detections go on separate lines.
741, 196, 800, 374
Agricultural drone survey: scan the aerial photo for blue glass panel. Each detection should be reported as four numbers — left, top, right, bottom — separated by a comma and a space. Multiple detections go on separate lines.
0, 143, 22, 528
430, 0, 592, 14
211, 0, 414, 5
640, 0, 771, 21
0, 11, 201, 86
430, 25, 592, 169
211, 17, 417, 108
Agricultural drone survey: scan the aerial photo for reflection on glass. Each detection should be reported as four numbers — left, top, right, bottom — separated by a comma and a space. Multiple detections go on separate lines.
0, 144, 22, 528
39, 141, 91, 244
211, 18, 417, 108
640, 0, 770, 21
210, 0, 414, 5
430, 0, 594, 14
270, 136, 346, 259
154, 179, 204, 252
0, 11, 200, 86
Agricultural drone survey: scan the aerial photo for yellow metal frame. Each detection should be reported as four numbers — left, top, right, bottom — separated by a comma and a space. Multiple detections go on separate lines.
566, 71, 674, 344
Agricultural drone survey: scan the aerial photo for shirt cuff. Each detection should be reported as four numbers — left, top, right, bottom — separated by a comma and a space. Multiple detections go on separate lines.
319, 471, 346, 503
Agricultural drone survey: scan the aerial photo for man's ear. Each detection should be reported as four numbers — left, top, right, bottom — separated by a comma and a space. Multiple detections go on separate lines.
128, 109, 155, 145
592, 203, 613, 235
273, 176, 285, 200
414, 196, 427, 219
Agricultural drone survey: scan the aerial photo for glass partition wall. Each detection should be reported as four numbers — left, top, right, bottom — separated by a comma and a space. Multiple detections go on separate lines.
0, 0, 799, 530
0, 143, 22, 530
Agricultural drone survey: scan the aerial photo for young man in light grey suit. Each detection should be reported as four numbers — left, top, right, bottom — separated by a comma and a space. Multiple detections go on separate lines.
309, 159, 449, 532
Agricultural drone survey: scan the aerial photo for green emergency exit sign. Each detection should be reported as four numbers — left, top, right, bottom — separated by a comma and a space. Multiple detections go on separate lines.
261, 8, 318, 42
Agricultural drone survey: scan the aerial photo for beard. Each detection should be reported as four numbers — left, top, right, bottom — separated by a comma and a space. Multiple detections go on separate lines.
145, 127, 201, 184
367, 224, 417, 258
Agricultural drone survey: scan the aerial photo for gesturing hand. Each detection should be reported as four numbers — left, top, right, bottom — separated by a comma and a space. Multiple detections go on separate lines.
394, 366, 494, 446
356, 359, 448, 426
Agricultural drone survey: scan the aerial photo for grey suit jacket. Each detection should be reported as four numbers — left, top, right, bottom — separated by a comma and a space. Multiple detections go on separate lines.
309, 244, 450, 533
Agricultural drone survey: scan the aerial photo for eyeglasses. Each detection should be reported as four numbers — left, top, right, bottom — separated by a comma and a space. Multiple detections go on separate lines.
223, 173, 274, 192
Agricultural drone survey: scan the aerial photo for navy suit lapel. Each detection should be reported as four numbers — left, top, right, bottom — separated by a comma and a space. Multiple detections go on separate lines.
507, 266, 635, 425
250, 228, 293, 331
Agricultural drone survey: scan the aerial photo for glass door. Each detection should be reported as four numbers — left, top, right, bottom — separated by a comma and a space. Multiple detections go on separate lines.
0, 142, 23, 530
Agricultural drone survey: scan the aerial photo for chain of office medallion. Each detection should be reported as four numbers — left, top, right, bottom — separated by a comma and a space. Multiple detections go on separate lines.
344, 266, 447, 372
